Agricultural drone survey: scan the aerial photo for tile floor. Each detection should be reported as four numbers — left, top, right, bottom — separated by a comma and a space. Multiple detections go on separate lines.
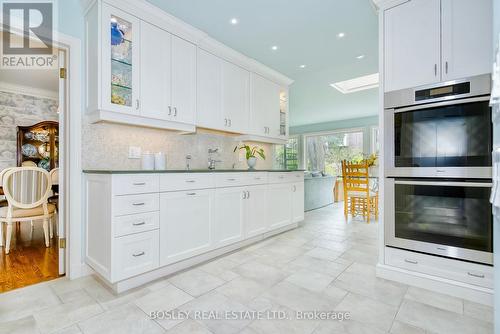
0, 204, 494, 334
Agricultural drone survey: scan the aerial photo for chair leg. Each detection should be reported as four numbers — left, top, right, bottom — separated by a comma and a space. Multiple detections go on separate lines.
43, 219, 49, 247
343, 196, 348, 219
366, 197, 371, 224
0, 222, 3, 247
49, 216, 53, 239
375, 195, 379, 220
5, 222, 12, 254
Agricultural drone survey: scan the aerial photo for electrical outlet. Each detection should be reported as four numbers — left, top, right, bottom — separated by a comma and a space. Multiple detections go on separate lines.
128, 146, 141, 159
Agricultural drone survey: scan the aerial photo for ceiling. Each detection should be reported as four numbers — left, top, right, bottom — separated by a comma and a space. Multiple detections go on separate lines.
146, 0, 379, 127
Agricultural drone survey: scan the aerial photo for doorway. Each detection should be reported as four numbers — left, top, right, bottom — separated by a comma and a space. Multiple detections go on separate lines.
0, 34, 67, 292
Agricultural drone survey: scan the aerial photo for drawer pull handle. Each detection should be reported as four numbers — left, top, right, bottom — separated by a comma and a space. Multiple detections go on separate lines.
227, 178, 236, 181
467, 272, 485, 279
187, 192, 197, 196
132, 251, 145, 257
279, 176, 284, 179
186, 180, 196, 183
132, 222, 146, 226
132, 202, 145, 206
404, 259, 418, 264
133, 182, 146, 186
255, 177, 261, 180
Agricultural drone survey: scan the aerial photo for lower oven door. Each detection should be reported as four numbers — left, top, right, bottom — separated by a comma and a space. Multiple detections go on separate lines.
385, 178, 493, 265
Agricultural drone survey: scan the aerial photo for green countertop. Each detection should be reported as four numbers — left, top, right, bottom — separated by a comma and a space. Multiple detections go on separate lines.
83, 169, 305, 174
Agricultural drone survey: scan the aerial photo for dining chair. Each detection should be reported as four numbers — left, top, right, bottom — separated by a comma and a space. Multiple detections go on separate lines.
21, 161, 37, 167
0, 167, 14, 247
341, 160, 379, 223
0, 167, 56, 254
48, 168, 59, 238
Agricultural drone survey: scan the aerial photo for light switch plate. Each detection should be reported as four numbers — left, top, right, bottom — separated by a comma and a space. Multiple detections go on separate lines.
128, 146, 141, 159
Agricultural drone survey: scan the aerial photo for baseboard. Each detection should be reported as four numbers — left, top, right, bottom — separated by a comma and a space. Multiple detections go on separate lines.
376, 263, 494, 306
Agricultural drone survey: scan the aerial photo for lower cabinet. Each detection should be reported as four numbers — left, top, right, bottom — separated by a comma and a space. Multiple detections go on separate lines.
267, 183, 293, 230
114, 230, 159, 281
160, 189, 213, 266
213, 186, 245, 248
245, 184, 269, 238
291, 182, 305, 223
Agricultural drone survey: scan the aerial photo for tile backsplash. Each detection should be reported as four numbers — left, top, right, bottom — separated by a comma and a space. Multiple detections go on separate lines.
82, 121, 274, 170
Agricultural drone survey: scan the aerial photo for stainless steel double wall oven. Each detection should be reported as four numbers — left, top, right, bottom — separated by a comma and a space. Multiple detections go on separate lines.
384, 74, 493, 265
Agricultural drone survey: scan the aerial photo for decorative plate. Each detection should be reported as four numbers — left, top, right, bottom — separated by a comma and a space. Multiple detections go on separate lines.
24, 132, 34, 140
21, 143, 37, 158
37, 144, 57, 159
33, 131, 49, 142
38, 158, 50, 171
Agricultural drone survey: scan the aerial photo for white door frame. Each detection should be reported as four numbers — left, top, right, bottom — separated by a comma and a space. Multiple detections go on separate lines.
0, 28, 84, 279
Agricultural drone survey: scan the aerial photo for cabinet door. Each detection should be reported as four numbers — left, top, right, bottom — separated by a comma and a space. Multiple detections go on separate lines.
171, 35, 196, 125
140, 21, 171, 120
102, 4, 140, 114
197, 49, 224, 130
250, 73, 281, 137
267, 183, 292, 230
291, 182, 304, 223
213, 186, 245, 248
245, 185, 268, 238
384, 0, 441, 92
160, 189, 213, 266
222, 61, 250, 133
441, 0, 492, 81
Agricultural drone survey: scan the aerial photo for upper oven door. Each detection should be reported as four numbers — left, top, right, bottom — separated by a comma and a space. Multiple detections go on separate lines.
385, 96, 492, 178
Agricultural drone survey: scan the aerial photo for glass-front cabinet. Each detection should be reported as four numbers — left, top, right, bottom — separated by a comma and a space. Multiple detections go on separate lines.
101, 4, 140, 114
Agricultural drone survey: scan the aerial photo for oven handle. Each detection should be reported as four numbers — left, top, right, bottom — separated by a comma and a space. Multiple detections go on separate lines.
394, 180, 492, 187
393, 96, 490, 113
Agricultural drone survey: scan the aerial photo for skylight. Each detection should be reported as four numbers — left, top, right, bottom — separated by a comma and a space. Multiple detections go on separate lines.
330, 73, 379, 94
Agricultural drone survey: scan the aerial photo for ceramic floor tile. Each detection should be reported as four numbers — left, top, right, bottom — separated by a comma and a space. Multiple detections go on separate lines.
396, 299, 493, 334
232, 261, 288, 286
304, 247, 343, 261
33, 289, 104, 334
404, 287, 463, 314
169, 269, 225, 297
0, 316, 40, 334
78, 303, 165, 334
166, 319, 213, 334
50, 325, 83, 334
289, 255, 349, 277
312, 319, 388, 334
135, 283, 194, 316
334, 293, 398, 332
390, 321, 426, 334
215, 277, 270, 304
285, 268, 335, 292
198, 258, 240, 281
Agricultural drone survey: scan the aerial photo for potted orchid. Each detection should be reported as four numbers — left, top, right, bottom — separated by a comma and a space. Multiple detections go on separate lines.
234, 144, 266, 169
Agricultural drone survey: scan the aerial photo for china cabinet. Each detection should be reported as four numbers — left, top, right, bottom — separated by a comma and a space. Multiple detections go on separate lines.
17, 121, 59, 170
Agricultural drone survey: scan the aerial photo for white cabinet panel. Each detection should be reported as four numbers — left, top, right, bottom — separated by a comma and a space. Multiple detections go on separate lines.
384, 0, 441, 91
171, 36, 196, 125
222, 61, 249, 133
250, 73, 281, 138
267, 183, 292, 230
160, 173, 215, 192
112, 193, 159, 216
214, 186, 245, 247
245, 185, 268, 238
112, 173, 159, 195
113, 230, 159, 281
160, 190, 213, 266
101, 4, 141, 114
441, 0, 492, 81
140, 21, 171, 120
113, 211, 159, 237
291, 182, 304, 223
197, 49, 223, 130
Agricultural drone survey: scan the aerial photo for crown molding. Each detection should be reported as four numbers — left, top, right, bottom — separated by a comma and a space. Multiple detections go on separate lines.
0, 81, 58, 100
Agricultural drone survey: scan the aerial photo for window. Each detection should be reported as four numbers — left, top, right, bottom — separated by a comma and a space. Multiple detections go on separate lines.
305, 130, 364, 175
273, 137, 299, 170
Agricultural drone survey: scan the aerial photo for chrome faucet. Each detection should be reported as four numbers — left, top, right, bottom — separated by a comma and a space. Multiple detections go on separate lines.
208, 148, 221, 170
185, 154, 192, 170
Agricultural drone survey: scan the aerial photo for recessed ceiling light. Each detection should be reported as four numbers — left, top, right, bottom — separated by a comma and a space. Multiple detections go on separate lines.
330, 73, 379, 94
337, 32, 345, 38
356, 54, 365, 59
271, 45, 278, 51
299, 64, 306, 68
230, 18, 239, 25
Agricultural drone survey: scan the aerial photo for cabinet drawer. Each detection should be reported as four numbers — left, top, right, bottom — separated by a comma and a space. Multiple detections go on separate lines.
160, 173, 215, 191
113, 211, 159, 237
215, 173, 248, 187
290, 172, 304, 182
112, 174, 159, 195
268, 172, 292, 184
113, 193, 159, 216
244, 172, 268, 185
113, 230, 159, 281
385, 247, 493, 289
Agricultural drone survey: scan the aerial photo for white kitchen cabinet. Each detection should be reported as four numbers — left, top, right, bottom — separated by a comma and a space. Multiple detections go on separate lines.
267, 183, 292, 230
140, 21, 171, 120
245, 185, 269, 238
291, 182, 305, 223
160, 189, 213, 266
441, 0, 492, 81
197, 49, 223, 130
101, 3, 141, 114
250, 73, 281, 138
213, 186, 245, 247
114, 230, 159, 281
171, 36, 197, 125
384, 0, 441, 92
222, 61, 250, 133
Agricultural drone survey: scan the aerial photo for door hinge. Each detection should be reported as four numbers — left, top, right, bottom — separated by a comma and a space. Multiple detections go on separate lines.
59, 238, 66, 249
59, 68, 67, 79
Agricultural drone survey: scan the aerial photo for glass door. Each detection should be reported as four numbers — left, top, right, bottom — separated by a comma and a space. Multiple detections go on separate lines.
101, 4, 140, 114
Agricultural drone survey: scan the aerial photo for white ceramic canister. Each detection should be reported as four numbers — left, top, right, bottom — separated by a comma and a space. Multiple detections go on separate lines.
154, 152, 166, 170
142, 151, 155, 170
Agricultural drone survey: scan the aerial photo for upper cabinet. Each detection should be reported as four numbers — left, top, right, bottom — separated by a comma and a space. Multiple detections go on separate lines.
222, 61, 250, 134
384, 0, 492, 92
250, 73, 281, 138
